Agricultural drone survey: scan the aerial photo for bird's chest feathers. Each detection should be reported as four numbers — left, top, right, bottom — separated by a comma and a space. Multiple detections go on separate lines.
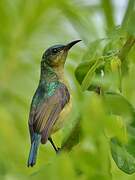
39, 66, 72, 133
54, 66, 72, 123
52, 66, 72, 132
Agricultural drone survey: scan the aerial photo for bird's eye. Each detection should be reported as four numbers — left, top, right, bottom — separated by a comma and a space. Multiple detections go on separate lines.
52, 48, 58, 54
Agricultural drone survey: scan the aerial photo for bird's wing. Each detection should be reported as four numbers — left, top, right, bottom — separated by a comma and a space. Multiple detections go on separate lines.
28, 83, 70, 144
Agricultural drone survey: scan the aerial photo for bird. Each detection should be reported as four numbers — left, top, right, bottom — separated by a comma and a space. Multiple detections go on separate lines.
27, 40, 81, 167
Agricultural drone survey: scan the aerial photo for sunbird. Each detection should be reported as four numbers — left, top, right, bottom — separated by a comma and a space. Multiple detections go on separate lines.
27, 40, 81, 167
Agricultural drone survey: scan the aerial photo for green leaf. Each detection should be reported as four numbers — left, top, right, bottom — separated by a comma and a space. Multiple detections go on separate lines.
103, 92, 135, 174
101, 0, 115, 30
61, 116, 81, 152
75, 58, 104, 92
81, 59, 102, 91
111, 134, 135, 174
75, 60, 109, 92
122, 0, 135, 36
103, 92, 135, 121
75, 60, 95, 85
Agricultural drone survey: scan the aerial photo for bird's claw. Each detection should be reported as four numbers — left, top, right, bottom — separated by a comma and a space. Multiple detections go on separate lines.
56, 147, 61, 154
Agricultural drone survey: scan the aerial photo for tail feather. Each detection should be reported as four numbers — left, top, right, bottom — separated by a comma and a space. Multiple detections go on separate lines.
27, 133, 41, 167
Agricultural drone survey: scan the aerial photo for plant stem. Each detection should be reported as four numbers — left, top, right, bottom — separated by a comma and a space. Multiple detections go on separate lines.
118, 35, 135, 62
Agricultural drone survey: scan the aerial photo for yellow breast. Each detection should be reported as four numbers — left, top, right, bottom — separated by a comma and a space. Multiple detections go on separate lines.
51, 66, 72, 134
52, 97, 72, 133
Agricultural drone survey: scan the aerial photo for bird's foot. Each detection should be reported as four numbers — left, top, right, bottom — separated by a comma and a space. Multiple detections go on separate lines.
56, 147, 61, 154
48, 137, 61, 154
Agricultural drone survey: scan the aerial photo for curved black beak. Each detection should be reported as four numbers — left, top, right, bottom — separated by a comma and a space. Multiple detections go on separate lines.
65, 40, 81, 51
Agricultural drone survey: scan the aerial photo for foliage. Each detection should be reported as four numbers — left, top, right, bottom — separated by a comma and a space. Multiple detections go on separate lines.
0, 0, 135, 180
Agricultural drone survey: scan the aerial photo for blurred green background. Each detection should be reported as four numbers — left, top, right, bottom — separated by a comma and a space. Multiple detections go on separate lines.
0, 0, 135, 179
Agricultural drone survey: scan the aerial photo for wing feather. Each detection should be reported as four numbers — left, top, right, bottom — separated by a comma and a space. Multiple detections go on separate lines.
28, 83, 70, 144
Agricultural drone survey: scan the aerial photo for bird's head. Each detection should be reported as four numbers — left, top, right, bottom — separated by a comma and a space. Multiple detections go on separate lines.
42, 40, 81, 67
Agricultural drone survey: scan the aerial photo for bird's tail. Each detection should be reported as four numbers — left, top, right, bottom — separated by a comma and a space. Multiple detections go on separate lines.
27, 133, 41, 167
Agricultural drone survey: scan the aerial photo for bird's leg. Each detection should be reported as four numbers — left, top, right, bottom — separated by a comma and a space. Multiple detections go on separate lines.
48, 137, 60, 153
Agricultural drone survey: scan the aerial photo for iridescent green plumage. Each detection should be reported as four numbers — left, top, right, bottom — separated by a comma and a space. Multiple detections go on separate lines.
28, 63, 70, 143
27, 40, 81, 167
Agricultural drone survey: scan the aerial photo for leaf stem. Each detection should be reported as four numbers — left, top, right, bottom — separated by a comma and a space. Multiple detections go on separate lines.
118, 35, 135, 62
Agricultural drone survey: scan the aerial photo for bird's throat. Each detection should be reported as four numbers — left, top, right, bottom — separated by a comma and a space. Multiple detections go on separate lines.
40, 62, 67, 85
53, 65, 65, 83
